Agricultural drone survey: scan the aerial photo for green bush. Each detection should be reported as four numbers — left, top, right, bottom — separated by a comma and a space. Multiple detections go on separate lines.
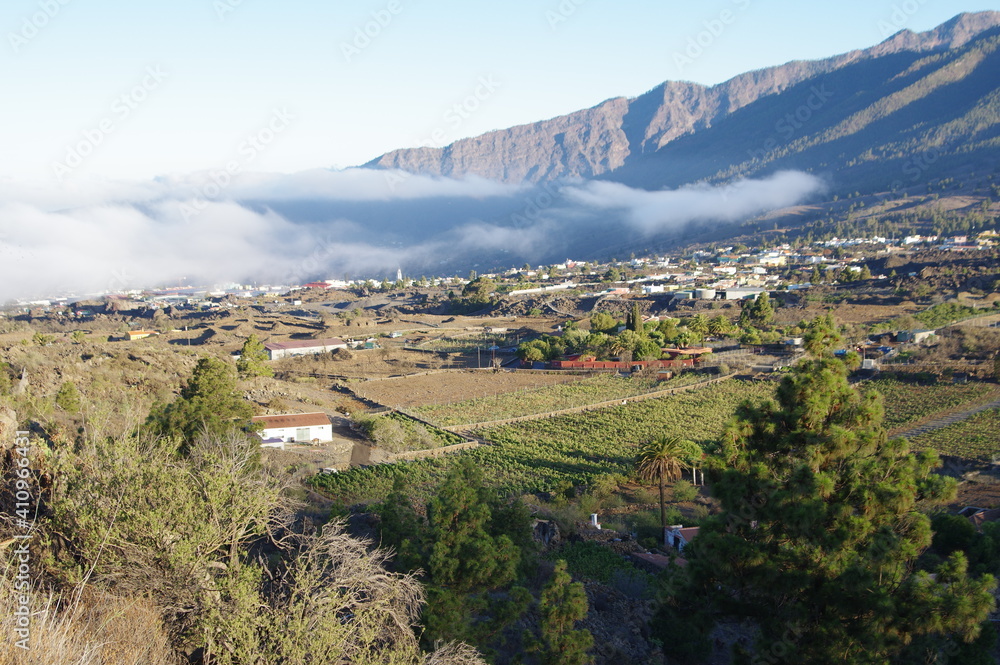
548, 541, 635, 583
672, 479, 698, 503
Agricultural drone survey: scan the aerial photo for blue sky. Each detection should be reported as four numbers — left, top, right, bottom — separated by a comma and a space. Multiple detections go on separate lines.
3, 0, 999, 181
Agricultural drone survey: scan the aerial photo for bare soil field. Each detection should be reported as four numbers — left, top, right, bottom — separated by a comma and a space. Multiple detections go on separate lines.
349, 369, 586, 409
773, 301, 923, 326
280, 346, 479, 379
954, 472, 1000, 510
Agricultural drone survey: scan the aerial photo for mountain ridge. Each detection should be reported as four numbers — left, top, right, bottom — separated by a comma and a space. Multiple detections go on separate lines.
363, 11, 1000, 191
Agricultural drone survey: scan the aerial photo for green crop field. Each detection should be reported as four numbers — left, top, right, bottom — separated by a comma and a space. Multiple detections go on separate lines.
865, 378, 999, 431
310, 379, 775, 503
410, 371, 710, 427
310, 375, 1000, 506
909, 408, 1000, 462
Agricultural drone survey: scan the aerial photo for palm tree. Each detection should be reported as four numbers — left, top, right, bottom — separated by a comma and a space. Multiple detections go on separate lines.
687, 313, 709, 336
635, 436, 687, 540
708, 314, 732, 337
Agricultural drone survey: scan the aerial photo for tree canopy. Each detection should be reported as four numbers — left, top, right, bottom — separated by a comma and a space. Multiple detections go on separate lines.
661, 356, 996, 664
237, 334, 273, 378
146, 356, 255, 446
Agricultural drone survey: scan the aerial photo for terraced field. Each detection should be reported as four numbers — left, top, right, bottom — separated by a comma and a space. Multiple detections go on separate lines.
909, 408, 1000, 463
311, 379, 775, 502
410, 372, 710, 427
865, 378, 1000, 432
312, 375, 1000, 506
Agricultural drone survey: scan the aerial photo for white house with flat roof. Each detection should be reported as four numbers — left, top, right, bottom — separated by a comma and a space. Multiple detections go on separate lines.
252, 412, 333, 445
264, 338, 347, 360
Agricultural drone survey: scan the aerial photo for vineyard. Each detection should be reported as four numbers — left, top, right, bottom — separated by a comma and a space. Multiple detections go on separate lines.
310, 379, 776, 503
909, 408, 1000, 462
405, 331, 518, 353
310, 375, 1000, 507
410, 371, 711, 427
865, 378, 1000, 432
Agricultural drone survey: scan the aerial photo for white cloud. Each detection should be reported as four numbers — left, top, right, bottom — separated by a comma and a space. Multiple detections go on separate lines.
563, 171, 825, 233
0, 168, 824, 301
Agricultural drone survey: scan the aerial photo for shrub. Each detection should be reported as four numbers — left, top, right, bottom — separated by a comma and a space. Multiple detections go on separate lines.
632, 488, 658, 505
672, 479, 698, 503
590, 473, 625, 498
549, 541, 634, 583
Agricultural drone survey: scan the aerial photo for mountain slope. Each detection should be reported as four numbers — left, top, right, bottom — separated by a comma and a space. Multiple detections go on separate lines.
363, 12, 1000, 193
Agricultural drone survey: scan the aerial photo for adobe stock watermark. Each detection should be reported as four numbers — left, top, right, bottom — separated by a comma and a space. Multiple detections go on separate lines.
877, 0, 929, 38
875, 145, 942, 198
179, 108, 294, 221
8, 0, 73, 53
52, 65, 168, 181
546, 0, 587, 30
384, 75, 501, 191
673, 0, 752, 75
281, 230, 341, 287
746, 84, 834, 163
214, 0, 248, 21
10, 429, 34, 651
509, 181, 562, 228
106, 267, 135, 295
341, 0, 404, 63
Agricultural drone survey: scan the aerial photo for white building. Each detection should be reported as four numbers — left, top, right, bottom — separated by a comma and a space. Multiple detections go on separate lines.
665, 525, 700, 551
252, 412, 333, 445
720, 288, 766, 301
264, 337, 348, 360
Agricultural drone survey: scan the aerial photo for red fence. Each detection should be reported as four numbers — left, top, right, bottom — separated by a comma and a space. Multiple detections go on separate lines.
547, 358, 698, 370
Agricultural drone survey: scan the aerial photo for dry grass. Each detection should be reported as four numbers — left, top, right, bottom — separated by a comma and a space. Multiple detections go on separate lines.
0, 564, 178, 665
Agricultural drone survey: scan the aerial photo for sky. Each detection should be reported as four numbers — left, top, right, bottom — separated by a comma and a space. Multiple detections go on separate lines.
3, 0, 1000, 181
0, 1, 997, 299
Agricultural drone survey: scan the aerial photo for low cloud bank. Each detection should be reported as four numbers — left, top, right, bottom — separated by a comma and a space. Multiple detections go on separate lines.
0, 168, 824, 301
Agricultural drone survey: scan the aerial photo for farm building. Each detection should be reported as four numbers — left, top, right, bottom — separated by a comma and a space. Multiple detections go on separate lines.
252, 412, 333, 445
126, 330, 159, 340
719, 288, 766, 301
665, 525, 700, 552
897, 329, 936, 344
264, 337, 347, 360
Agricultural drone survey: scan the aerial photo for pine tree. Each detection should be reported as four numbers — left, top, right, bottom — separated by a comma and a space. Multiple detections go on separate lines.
146, 357, 255, 446
236, 334, 273, 378
55, 381, 81, 413
375, 475, 428, 572
422, 459, 529, 648
536, 560, 594, 665
427, 458, 519, 593
661, 355, 996, 664
804, 311, 842, 356
751, 291, 775, 325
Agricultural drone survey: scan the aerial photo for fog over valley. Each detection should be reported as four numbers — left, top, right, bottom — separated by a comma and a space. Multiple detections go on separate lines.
0, 168, 824, 300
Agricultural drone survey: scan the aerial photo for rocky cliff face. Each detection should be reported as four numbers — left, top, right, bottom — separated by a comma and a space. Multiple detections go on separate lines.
364, 12, 1000, 187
